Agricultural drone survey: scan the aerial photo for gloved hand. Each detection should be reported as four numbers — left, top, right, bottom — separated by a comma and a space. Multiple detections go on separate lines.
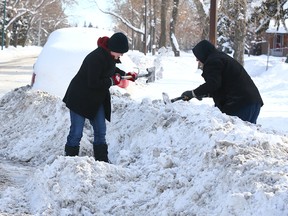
111, 73, 121, 85
126, 72, 138, 82
181, 90, 194, 101
181, 90, 204, 101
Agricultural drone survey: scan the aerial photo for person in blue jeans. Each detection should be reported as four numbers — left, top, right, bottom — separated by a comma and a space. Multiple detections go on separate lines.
63, 32, 137, 162
181, 40, 263, 124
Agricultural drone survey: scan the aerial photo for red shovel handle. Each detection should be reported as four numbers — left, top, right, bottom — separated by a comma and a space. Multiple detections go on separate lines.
121, 75, 133, 80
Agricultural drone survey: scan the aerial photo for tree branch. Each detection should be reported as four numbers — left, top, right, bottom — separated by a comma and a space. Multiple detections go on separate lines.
94, 0, 144, 35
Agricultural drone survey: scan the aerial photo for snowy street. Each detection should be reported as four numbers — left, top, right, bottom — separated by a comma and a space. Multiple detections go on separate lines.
0, 47, 41, 97
0, 49, 41, 210
0, 48, 40, 98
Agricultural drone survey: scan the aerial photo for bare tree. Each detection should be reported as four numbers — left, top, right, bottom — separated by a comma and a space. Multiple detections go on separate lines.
218, 0, 247, 65
94, 0, 205, 52
89, 0, 288, 58
27, 0, 72, 46
158, 0, 168, 48
0, 0, 76, 47
150, 0, 157, 54
170, 0, 180, 56
94, 0, 145, 51
233, 0, 247, 65
192, 0, 209, 40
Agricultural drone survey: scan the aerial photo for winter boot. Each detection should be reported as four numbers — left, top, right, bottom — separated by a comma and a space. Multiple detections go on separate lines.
93, 144, 109, 162
65, 145, 79, 156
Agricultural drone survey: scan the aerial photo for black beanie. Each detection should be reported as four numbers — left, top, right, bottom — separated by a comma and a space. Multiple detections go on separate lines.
108, 32, 129, 53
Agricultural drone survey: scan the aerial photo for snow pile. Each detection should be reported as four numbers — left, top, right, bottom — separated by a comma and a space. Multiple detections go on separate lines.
0, 86, 288, 215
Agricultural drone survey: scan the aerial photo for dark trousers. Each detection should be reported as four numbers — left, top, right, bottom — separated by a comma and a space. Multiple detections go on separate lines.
232, 103, 261, 124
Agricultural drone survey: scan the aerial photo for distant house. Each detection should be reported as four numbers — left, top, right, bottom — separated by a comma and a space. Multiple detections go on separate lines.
265, 19, 288, 57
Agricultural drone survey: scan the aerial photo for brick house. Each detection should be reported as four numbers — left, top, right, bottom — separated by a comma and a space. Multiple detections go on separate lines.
265, 19, 288, 57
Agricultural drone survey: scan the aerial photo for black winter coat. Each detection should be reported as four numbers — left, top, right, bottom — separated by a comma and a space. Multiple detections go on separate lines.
192, 40, 263, 115
63, 47, 125, 121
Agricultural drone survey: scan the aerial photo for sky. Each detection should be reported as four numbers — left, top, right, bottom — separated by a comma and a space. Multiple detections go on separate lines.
0, 28, 288, 215
65, 0, 113, 28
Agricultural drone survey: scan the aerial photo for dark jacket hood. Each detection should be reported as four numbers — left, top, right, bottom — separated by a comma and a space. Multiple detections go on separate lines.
192, 40, 217, 63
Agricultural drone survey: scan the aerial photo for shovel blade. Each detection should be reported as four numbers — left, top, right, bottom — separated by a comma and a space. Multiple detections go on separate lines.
162, 92, 185, 104
162, 92, 171, 104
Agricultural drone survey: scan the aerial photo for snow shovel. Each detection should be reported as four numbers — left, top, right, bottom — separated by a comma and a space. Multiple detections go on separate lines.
162, 92, 185, 104
121, 68, 154, 80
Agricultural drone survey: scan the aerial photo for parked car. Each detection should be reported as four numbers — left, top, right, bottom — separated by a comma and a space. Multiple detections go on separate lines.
31, 27, 136, 98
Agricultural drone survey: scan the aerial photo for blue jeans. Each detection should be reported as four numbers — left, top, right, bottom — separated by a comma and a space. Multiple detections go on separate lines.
233, 103, 261, 124
66, 105, 106, 147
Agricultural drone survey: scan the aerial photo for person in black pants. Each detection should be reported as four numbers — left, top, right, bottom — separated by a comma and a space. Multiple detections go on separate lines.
181, 40, 263, 124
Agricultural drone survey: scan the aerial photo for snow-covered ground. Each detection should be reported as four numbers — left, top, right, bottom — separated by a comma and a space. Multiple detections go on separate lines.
0, 41, 288, 215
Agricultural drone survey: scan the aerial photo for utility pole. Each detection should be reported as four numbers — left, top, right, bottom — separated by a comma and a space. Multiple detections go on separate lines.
209, 0, 217, 46
144, 0, 147, 55
1, 0, 7, 50
132, 10, 134, 50
38, 18, 42, 46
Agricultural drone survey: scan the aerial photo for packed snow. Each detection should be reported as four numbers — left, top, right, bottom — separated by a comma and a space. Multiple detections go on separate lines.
0, 29, 288, 215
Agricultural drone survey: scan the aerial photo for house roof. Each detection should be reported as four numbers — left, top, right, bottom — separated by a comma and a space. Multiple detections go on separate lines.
266, 19, 288, 34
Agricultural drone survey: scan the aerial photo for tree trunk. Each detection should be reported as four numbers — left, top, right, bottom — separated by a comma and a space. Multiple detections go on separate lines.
5, 25, 12, 48
151, 0, 156, 55
233, 0, 247, 65
159, 0, 168, 48
12, 22, 19, 47
143, 0, 147, 54
170, 0, 180, 56
193, 0, 209, 39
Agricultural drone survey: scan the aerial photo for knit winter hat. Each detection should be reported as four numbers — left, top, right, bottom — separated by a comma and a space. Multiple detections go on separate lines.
108, 32, 129, 53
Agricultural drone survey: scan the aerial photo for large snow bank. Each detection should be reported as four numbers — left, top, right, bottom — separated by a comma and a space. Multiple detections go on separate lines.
0, 86, 288, 215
